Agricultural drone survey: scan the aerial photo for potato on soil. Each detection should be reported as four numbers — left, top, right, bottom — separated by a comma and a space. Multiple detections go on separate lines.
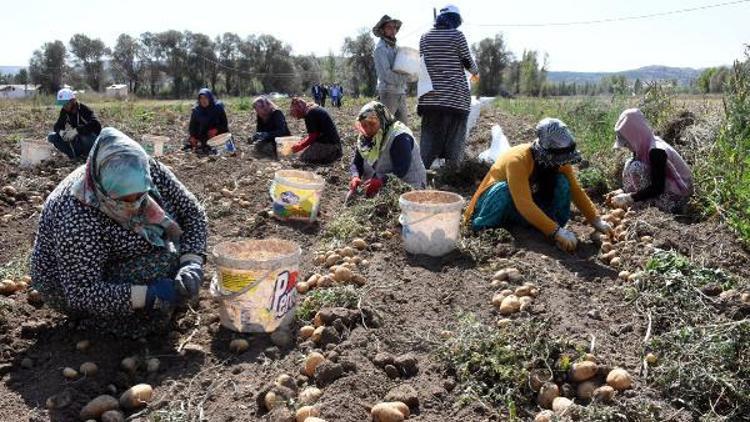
499, 295, 521, 315
80, 395, 119, 420
119, 384, 153, 409
229, 338, 249, 353
593, 385, 615, 402
146, 358, 160, 373
76, 340, 91, 352
529, 368, 552, 392
552, 396, 574, 413
569, 360, 598, 382
576, 380, 598, 400
371, 401, 410, 421
606, 368, 633, 390
296, 281, 310, 294
534, 410, 555, 422
264, 391, 283, 411
120, 357, 137, 372
537, 382, 559, 409
79, 362, 98, 376
298, 387, 323, 405
299, 325, 315, 338
351, 238, 367, 250
63, 367, 78, 379
303, 352, 325, 377
295, 405, 320, 421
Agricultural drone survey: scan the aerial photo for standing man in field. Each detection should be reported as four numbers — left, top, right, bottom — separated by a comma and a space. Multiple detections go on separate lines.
48, 88, 102, 160
373, 15, 410, 124
418, 5, 478, 169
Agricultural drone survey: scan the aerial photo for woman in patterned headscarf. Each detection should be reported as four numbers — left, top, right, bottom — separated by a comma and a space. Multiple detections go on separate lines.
464, 118, 613, 252
249, 96, 291, 159
31, 127, 208, 335
349, 101, 426, 197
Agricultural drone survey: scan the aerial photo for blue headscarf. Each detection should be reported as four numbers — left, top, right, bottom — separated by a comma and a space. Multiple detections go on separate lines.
435, 5, 462, 29
197, 88, 218, 108
72, 127, 182, 250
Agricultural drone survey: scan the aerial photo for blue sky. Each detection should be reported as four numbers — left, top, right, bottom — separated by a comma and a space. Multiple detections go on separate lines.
2, 0, 748, 72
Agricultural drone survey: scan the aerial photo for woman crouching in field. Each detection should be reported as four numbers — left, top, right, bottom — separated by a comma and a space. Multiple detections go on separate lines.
464, 118, 613, 253
348, 101, 426, 197
31, 127, 208, 335
249, 96, 291, 159
607, 108, 693, 213
288, 97, 343, 164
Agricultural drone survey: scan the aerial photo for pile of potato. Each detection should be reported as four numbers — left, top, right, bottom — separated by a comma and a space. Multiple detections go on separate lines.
593, 209, 654, 277
299, 239, 370, 293
0, 275, 43, 304
530, 355, 633, 420
489, 268, 539, 317
262, 370, 327, 420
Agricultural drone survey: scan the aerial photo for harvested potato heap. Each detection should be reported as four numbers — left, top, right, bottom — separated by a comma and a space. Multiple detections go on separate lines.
489, 268, 539, 318
530, 354, 634, 420
371, 401, 411, 421
592, 208, 651, 279
302, 238, 370, 293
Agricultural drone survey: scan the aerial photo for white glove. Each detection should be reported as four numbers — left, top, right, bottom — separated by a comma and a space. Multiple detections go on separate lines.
592, 217, 614, 236
554, 227, 578, 252
611, 193, 634, 209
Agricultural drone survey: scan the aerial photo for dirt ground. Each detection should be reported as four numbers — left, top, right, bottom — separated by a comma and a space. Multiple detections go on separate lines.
0, 98, 748, 421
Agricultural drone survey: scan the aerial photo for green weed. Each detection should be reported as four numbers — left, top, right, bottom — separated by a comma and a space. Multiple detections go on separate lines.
295, 285, 361, 322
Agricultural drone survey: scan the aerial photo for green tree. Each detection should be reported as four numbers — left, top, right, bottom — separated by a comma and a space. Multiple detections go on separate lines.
519, 50, 545, 96
472, 34, 512, 96
295, 55, 322, 94
69, 34, 108, 91
29, 40, 68, 94
324, 51, 337, 83
217, 33, 241, 95
342, 29, 376, 97
112, 34, 143, 93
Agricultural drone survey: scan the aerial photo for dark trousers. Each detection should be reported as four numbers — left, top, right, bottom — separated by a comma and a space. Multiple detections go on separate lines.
47, 132, 97, 159
419, 110, 468, 168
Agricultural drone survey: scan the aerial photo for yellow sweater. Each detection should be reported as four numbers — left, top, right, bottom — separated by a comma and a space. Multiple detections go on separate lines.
464, 143, 599, 235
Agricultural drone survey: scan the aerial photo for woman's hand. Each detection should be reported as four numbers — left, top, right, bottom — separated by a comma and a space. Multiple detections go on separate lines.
554, 227, 578, 253
592, 217, 614, 237
175, 261, 203, 300
611, 193, 634, 209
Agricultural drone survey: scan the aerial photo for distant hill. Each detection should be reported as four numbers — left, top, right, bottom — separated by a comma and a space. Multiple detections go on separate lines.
547, 66, 705, 86
0, 66, 25, 75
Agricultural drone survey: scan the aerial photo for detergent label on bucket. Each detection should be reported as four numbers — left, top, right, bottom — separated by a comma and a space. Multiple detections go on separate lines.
268, 270, 299, 318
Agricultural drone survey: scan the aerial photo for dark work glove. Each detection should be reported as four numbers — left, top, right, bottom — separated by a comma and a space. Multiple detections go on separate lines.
174, 260, 203, 300
146, 278, 178, 314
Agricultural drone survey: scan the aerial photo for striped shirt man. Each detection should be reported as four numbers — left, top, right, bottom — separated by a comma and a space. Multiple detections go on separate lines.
418, 28, 478, 116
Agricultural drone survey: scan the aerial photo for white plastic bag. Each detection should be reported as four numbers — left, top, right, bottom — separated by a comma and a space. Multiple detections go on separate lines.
478, 125, 511, 164
465, 98, 481, 137
393, 47, 420, 77
417, 56, 433, 98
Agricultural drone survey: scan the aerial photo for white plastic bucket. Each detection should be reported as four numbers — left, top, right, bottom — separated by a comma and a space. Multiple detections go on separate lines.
393, 47, 420, 78
142, 135, 168, 157
210, 239, 301, 333
20, 140, 55, 167
276, 136, 302, 158
399, 190, 465, 257
270, 169, 325, 222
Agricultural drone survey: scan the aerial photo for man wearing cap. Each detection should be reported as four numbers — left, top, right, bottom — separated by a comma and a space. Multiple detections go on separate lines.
464, 118, 614, 253
373, 15, 410, 125
48, 88, 102, 159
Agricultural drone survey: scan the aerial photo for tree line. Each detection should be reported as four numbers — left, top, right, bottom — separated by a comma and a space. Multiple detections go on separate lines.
20, 29, 383, 98
12, 29, 735, 99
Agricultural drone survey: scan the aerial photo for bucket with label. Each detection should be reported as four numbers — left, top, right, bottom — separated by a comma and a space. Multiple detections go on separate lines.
20, 140, 55, 167
399, 190, 465, 257
270, 170, 325, 222
142, 135, 169, 157
210, 239, 301, 333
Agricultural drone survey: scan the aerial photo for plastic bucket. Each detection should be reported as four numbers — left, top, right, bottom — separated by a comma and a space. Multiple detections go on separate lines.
393, 47, 420, 77
270, 169, 325, 222
210, 239, 301, 333
399, 190, 465, 257
20, 140, 55, 167
142, 135, 168, 157
276, 136, 302, 158
206, 133, 237, 155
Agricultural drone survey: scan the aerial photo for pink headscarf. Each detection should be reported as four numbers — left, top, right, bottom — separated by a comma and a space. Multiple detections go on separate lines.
614, 108, 693, 197
252, 96, 278, 122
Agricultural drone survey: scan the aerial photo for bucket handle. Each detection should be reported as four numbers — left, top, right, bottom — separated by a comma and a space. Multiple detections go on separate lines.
399, 211, 447, 227
211, 268, 274, 300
